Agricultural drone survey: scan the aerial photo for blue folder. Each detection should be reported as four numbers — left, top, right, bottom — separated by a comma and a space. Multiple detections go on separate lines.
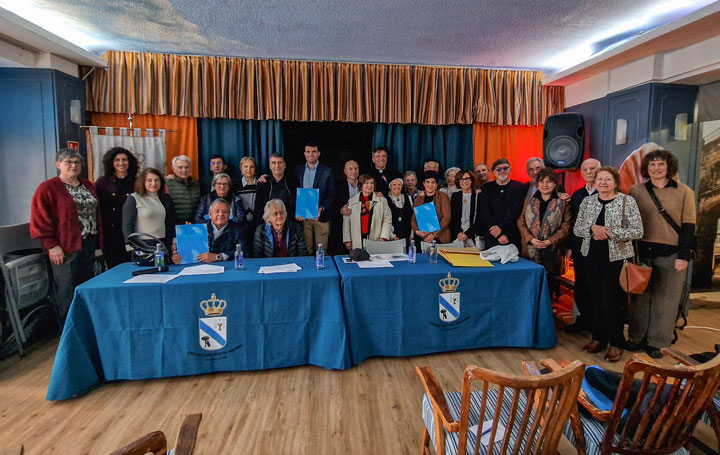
175, 224, 209, 264
296, 188, 319, 219
414, 202, 441, 232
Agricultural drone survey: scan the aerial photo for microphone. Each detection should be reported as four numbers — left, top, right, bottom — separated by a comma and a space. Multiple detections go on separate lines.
132, 265, 170, 276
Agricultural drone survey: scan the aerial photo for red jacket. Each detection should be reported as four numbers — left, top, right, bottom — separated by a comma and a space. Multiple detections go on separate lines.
30, 176, 103, 253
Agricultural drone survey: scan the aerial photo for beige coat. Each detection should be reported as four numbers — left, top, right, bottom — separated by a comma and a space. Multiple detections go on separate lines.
343, 193, 394, 249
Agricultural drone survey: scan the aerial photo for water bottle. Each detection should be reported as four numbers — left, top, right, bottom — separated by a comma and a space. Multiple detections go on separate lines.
408, 242, 416, 264
153, 243, 165, 267
429, 240, 439, 264
316, 243, 325, 269
234, 244, 244, 270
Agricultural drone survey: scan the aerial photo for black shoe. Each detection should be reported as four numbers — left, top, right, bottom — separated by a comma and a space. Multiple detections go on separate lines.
564, 323, 585, 334
625, 341, 646, 352
646, 346, 663, 358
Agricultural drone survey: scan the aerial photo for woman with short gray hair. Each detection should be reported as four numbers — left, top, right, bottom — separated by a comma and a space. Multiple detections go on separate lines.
193, 173, 245, 224
253, 199, 308, 258
30, 149, 101, 327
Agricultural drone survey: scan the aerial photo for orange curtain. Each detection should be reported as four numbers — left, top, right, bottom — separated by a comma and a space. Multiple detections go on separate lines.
473, 123, 544, 182
86, 51, 565, 126
89, 113, 199, 178
473, 122, 590, 193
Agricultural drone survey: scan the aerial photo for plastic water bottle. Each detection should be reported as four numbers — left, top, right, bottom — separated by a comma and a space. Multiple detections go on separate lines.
234, 244, 244, 270
316, 243, 325, 269
429, 240, 439, 264
153, 243, 165, 267
408, 242, 416, 264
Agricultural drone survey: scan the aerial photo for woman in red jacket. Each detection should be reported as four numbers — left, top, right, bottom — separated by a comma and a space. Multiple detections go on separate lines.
30, 149, 102, 327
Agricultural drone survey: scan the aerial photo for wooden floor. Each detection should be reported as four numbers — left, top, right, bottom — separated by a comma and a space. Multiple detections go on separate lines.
1, 310, 719, 454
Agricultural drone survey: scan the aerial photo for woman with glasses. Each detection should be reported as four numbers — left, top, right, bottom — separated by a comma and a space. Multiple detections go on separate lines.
450, 170, 482, 247
193, 173, 245, 225
343, 174, 394, 250
477, 158, 526, 250
253, 199, 308, 257
30, 149, 102, 327
95, 147, 139, 268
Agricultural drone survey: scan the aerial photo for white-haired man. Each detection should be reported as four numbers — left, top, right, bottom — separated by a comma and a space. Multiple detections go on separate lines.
166, 155, 201, 224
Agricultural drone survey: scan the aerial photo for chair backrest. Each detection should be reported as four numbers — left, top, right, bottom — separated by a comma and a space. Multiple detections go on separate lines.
110, 431, 167, 455
420, 240, 463, 253
601, 353, 720, 455
0, 223, 42, 257
365, 239, 405, 254
418, 360, 585, 455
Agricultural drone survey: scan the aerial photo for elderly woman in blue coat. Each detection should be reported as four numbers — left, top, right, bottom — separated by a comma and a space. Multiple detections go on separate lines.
253, 199, 308, 258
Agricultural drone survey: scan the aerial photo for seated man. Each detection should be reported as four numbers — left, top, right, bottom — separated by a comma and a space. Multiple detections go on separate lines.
172, 198, 245, 263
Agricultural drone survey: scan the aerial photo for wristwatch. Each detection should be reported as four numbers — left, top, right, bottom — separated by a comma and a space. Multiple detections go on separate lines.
216, 254, 222, 262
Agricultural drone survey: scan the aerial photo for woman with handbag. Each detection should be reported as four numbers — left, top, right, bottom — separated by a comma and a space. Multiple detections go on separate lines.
627, 149, 696, 358
517, 168, 572, 296
574, 166, 643, 362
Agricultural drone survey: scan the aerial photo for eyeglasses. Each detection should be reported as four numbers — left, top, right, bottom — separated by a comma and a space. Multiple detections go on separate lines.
62, 160, 82, 166
215, 182, 229, 187
457, 177, 472, 181
494, 166, 510, 172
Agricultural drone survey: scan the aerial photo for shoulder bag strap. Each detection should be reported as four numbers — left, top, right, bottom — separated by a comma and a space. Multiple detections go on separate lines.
645, 181, 681, 233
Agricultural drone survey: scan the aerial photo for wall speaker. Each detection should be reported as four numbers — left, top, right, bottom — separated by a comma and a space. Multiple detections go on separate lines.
543, 113, 584, 170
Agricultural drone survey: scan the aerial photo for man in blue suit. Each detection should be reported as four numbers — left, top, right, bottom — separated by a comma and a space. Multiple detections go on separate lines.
295, 141, 335, 255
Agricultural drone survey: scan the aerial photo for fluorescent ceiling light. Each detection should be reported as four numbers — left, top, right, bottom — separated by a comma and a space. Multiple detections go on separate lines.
0, 1, 103, 49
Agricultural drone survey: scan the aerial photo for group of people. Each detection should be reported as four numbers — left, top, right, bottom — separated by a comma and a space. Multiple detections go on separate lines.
30, 143, 696, 361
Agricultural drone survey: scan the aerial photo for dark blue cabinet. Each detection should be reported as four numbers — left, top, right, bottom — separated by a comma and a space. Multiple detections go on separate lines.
0, 68, 86, 225
567, 82, 698, 186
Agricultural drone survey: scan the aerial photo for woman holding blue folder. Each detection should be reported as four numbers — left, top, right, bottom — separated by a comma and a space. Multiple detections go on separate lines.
411, 171, 451, 248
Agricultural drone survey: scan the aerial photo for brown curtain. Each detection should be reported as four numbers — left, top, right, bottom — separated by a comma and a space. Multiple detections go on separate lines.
87, 51, 564, 126
89, 113, 199, 178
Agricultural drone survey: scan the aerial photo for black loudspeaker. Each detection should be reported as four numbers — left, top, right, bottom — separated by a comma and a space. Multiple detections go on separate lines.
543, 113, 584, 170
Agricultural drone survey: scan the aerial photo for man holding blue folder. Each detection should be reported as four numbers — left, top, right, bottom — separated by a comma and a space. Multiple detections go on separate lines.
295, 142, 335, 255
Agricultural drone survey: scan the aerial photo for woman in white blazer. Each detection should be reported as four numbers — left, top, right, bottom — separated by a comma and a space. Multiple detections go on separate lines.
343, 174, 393, 250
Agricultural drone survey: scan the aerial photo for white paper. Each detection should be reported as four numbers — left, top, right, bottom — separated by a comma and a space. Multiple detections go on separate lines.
123, 274, 179, 284
178, 264, 225, 275
355, 260, 393, 268
258, 263, 302, 274
370, 253, 409, 262
469, 420, 506, 446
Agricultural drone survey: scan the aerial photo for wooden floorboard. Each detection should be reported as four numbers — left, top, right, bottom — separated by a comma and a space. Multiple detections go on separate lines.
0, 309, 718, 454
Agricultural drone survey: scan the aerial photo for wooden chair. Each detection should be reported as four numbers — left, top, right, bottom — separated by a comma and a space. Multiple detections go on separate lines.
416, 361, 585, 455
536, 353, 720, 455
662, 349, 720, 454
110, 413, 202, 455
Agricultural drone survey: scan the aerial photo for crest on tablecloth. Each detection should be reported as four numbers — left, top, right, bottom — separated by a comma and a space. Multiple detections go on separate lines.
438, 273, 460, 322
199, 293, 227, 350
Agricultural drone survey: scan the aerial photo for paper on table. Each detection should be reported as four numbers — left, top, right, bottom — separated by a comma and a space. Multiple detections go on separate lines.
439, 251, 493, 267
123, 274, 179, 284
355, 260, 393, 268
370, 253, 409, 262
469, 420, 506, 446
258, 263, 302, 274
178, 264, 225, 275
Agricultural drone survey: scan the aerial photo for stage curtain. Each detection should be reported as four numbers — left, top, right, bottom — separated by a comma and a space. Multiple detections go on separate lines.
472, 123, 544, 182
86, 51, 564, 126
373, 123, 474, 174
473, 122, 588, 193
90, 112, 199, 178
198, 118, 284, 180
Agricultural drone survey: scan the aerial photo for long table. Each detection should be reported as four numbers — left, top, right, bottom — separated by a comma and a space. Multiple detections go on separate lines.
333, 255, 557, 365
46, 257, 350, 400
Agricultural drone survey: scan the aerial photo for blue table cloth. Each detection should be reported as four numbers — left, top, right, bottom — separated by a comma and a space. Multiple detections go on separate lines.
47, 257, 350, 400
334, 255, 557, 365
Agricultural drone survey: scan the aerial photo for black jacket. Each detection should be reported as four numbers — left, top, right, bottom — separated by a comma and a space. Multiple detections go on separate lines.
253, 220, 308, 258
207, 219, 246, 258
387, 193, 413, 241
367, 166, 401, 197
294, 163, 336, 222
450, 191, 482, 240
254, 174, 298, 223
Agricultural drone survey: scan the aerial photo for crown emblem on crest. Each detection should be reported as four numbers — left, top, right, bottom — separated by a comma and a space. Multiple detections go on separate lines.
200, 293, 227, 316
439, 273, 460, 293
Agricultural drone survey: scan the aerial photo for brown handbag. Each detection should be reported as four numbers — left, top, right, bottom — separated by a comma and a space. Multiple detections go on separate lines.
617, 196, 651, 294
